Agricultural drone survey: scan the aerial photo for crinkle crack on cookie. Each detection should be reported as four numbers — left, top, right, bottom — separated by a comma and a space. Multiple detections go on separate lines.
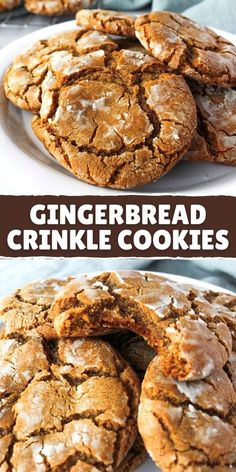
0, 0, 20, 12
107, 333, 155, 378
76, 9, 136, 38
0, 278, 72, 338
135, 11, 236, 87
0, 337, 140, 472
32, 49, 197, 189
138, 354, 236, 472
185, 81, 236, 165
25, 0, 96, 16
4, 29, 118, 113
50, 271, 232, 381
201, 290, 236, 350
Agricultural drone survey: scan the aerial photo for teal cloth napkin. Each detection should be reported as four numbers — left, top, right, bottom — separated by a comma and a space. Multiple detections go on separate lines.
101, 0, 236, 34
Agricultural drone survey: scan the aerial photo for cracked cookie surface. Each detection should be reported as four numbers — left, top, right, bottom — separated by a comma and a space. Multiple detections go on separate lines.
4, 29, 118, 113
107, 333, 155, 378
135, 11, 236, 87
25, 0, 96, 16
32, 49, 196, 189
0, 0, 20, 11
201, 290, 236, 350
76, 9, 136, 38
0, 278, 72, 338
138, 354, 236, 471
185, 82, 236, 165
0, 336, 140, 472
50, 271, 232, 381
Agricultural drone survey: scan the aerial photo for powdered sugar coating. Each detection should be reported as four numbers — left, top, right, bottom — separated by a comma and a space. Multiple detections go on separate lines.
4, 30, 117, 113
50, 271, 232, 381
138, 355, 236, 471
25, 0, 96, 16
33, 49, 196, 189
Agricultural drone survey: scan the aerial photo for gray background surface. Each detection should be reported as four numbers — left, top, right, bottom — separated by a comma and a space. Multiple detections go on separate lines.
0, 259, 235, 298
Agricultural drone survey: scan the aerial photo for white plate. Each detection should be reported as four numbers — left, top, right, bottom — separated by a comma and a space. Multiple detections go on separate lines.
0, 21, 236, 195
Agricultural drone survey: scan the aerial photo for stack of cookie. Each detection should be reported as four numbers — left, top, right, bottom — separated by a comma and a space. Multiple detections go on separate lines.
3, 9, 236, 188
0, 270, 236, 471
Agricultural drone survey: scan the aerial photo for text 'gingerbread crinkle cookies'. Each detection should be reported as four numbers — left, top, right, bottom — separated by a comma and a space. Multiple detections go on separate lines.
4, 29, 118, 113
49, 271, 232, 381
135, 11, 236, 87
76, 9, 136, 38
32, 49, 197, 189
0, 336, 140, 472
0, 0, 20, 12
185, 81, 236, 165
138, 354, 236, 472
0, 277, 72, 338
25, 0, 96, 16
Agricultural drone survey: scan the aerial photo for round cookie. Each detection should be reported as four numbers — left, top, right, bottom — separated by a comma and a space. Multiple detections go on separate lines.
0, 277, 72, 338
135, 11, 236, 87
118, 435, 147, 472
204, 290, 236, 312
4, 29, 118, 113
184, 131, 212, 163
120, 337, 155, 377
116, 37, 147, 53
185, 82, 236, 165
105, 331, 155, 377
0, 0, 20, 12
104, 330, 137, 350
138, 354, 236, 472
200, 289, 236, 350
226, 351, 236, 393
49, 271, 232, 381
25, 0, 96, 16
109, 334, 155, 378
76, 9, 136, 38
0, 336, 140, 471
32, 49, 197, 189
